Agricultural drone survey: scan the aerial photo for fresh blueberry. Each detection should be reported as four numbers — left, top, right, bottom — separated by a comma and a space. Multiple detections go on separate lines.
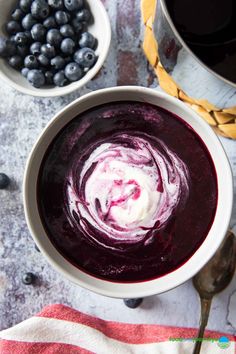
64, 0, 83, 11
55, 10, 70, 25
27, 69, 45, 87
60, 24, 74, 38
48, 0, 64, 9
0, 38, 17, 57
6, 21, 22, 35
74, 47, 96, 68
63, 55, 71, 64
24, 54, 39, 69
17, 44, 29, 57
8, 55, 23, 69
79, 32, 95, 49
6, 40, 17, 56
51, 55, 65, 69
22, 14, 37, 30
41, 43, 56, 58
22, 272, 36, 285
21, 67, 30, 77
76, 9, 91, 22
0, 173, 10, 189
24, 31, 33, 42
11, 8, 24, 22
10, 35, 16, 42
31, 23, 46, 41
14, 32, 30, 46
53, 70, 68, 86
30, 41, 41, 55
20, 0, 33, 13
46, 28, 62, 47
60, 37, 75, 54
44, 70, 54, 84
64, 62, 82, 81
72, 18, 83, 34
31, 0, 50, 20
43, 16, 57, 29
38, 53, 49, 66
123, 298, 143, 309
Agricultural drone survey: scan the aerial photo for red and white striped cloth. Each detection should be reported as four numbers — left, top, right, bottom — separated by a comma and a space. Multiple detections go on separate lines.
0, 304, 235, 353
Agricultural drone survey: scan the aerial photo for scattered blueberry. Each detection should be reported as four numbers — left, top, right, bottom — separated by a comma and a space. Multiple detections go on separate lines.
55, 10, 70, 25
30, 41, 41, 55
0, 173, 10, 189
76, 9, 90, 22
11, 8, 24, 21
72, 18, 83, 33
60, 24, 74, 38
22, 272, 36, 285
43, 16, 57, 29
14, 32, 30, 46
21, 67, 29, 77
31, 23, 46, 41
22, 14, 37, 30
74, 47, 96, 68
51, 55, 65, 69
20, 0, 32, 13
38, 53, 49, 66
123, 298, 143, 309
64, 0, 83, 12
0, 38, 16, 57
41, 43, 56, 58
65, 62, 82, 81
60, 37, 75, 55
46, 28, 62, 47
48, 0, 64, 9
17, 44, 29, 57
27, 69, 45, 87
79, 31, 95, 48
8, 55, 23, 69
6, 21, 22, 35
45, 70, 54, 84
24, 54, 39, 69
31, 0, 50, 20
53, 70, 67, 86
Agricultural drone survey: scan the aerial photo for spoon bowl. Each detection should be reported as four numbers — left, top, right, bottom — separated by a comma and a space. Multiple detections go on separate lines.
192, 230, 236, 354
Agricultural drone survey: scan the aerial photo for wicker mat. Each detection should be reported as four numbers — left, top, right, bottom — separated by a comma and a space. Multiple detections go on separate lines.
141, 0, 236, 139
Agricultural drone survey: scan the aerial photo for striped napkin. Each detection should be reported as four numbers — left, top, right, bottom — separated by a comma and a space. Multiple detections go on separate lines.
0, 304, 235, 353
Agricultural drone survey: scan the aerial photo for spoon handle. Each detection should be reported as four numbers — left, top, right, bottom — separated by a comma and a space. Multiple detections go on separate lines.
193, 297, 212, 354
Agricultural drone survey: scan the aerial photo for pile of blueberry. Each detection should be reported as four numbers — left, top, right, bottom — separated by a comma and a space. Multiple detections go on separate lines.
0, 0, 97, 88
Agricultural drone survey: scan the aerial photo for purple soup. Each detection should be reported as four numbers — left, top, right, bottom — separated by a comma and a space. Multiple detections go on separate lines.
37, 102, 218, 282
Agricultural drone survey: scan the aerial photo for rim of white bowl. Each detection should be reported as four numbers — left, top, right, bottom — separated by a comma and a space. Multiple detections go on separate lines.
23, 86, 233, 298
0, 0, 111, 97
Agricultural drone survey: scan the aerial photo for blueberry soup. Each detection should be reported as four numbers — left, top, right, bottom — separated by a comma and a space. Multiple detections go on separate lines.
38, 102, 218, 282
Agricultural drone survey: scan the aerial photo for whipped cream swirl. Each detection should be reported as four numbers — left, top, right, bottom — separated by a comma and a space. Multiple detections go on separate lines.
65, 134, 189, 251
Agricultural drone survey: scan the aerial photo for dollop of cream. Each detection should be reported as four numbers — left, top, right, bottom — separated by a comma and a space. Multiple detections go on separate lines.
65, 134, 189, 250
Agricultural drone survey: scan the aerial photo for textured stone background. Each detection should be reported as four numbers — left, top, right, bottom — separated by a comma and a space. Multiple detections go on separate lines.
1, 0, 236, 335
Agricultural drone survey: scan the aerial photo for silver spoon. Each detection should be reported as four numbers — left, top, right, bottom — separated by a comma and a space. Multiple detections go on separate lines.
192, 230, 236, 354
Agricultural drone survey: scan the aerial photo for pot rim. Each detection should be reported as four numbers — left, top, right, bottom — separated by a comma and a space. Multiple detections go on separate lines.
159, 0, 236, 88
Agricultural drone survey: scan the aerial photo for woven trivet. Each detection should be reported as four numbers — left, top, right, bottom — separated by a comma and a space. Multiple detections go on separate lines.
141, 0, 236, 139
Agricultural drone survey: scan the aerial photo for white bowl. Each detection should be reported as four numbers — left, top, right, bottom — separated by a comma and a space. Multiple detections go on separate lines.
0, 0, 111, 97
23, 87, 233, 298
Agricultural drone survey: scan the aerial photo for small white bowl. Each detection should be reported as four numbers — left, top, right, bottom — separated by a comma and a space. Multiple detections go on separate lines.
0, 0, 111, 97
23, 87, 233, 298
